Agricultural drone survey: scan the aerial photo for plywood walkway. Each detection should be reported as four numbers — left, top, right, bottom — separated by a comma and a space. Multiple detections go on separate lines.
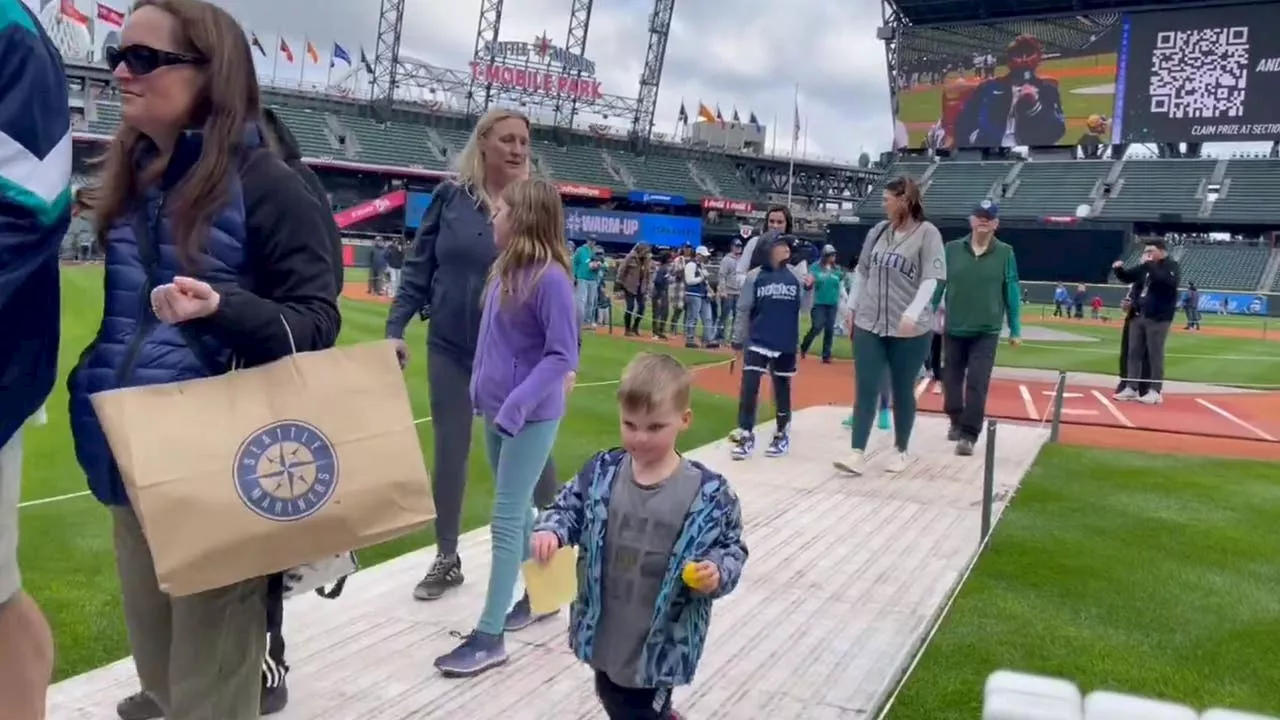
47, 408, 1050, 719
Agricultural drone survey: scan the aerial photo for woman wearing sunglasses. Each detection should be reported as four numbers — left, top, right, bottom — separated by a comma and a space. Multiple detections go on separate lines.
68, 2, 340, 719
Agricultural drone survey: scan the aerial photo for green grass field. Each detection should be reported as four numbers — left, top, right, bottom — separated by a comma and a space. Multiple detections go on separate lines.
897, 54, 1118, 147
16, 267, 1280, 715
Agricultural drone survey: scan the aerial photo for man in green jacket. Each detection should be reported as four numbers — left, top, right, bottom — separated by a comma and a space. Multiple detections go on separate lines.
932, 200, 1022, 456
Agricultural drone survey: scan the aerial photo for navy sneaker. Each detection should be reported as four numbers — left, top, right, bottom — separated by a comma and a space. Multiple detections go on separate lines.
434, 631, 508, 678
504, 592, 558, 632
764, 432, 790, 458
730, 430, 755, 461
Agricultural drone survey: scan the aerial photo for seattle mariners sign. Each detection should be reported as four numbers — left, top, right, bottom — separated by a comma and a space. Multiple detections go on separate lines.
234, 420, 340, 522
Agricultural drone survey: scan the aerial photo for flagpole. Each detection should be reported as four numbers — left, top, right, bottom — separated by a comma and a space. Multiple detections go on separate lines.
299, 38, 307, 86
271, 32, 280, 84
786, 83, 798, 206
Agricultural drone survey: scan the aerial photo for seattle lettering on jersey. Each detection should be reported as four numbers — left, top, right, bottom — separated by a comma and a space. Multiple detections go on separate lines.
869, 248, 918, 281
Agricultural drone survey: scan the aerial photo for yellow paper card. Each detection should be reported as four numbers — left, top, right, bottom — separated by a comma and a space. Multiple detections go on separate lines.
522, 546, 578, 615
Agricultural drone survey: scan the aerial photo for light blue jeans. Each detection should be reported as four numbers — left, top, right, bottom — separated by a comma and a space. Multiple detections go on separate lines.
684, 294, 713, 344
476, 418, 562, 635
575, 280, 599, 326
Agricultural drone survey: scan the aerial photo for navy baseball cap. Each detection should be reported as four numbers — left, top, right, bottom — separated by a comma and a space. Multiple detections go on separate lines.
972, 199, 1000, 219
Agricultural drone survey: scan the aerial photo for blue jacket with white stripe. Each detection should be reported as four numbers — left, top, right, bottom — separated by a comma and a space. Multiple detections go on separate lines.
68, 126, 342, 506
0, 1, 72, 450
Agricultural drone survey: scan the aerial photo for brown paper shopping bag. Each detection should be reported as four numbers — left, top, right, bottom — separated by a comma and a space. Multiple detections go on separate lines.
90, 339, 434, 596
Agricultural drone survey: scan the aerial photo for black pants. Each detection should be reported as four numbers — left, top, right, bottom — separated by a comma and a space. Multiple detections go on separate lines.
264, 573, 287, 686
927, 332, 943, 378
624, 292, 646, 333
737, 349, 796, 433
595, 672, 673, 720
651, 292, 669, 336
942, 333, 1000, 442
1118, 314, 1151, 395
800, 304, 837, 360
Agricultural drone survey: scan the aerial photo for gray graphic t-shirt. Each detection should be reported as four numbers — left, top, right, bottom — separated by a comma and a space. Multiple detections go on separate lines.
591, 457, 702, 687
853, 220, 946, 337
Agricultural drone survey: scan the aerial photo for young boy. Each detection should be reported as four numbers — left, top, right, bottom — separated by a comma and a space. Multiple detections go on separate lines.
531, 354, 748, 720
729, 235, 802, 459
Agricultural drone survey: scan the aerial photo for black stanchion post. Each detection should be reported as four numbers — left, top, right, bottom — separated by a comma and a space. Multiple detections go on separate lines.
981, 419, 997, 543
1049, 370, 1067, 443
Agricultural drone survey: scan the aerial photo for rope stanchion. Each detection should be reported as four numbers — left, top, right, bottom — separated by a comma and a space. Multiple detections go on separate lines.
1048, 370, 1067, 443
981, 419, 997, 543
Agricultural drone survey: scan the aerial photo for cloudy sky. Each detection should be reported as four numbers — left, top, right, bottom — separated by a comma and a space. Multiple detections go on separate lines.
70, 0, 892, 163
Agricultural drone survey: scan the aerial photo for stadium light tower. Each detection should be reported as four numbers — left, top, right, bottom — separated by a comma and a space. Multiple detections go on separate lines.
630, 0, 675, 147
552, 0, 594, 130
468, 0, 505, 116
371, 0, 406, 119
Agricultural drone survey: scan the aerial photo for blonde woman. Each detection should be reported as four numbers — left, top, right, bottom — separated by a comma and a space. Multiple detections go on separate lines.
385, 109, 563, 615
435, 178, 578, 677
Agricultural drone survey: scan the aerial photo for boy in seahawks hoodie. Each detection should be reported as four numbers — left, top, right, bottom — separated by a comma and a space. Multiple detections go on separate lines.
729, 235, 802, 460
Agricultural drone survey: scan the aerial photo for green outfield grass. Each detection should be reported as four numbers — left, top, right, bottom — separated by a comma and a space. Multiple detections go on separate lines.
21, 266, 737, 680
896, 54, 1118, 148
887, 445, 1280, 718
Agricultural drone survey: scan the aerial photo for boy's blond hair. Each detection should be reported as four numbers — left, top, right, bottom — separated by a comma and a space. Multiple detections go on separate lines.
616, 353, 692, 413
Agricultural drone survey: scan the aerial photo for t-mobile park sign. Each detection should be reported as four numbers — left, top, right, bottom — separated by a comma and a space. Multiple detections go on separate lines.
472, 34, 602, 100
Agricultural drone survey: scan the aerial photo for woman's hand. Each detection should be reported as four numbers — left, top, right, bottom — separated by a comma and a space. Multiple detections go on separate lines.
564, 370, 577, 397
392, 339, 409, 369
150, 276, 220, 324
897, 315, 918, 336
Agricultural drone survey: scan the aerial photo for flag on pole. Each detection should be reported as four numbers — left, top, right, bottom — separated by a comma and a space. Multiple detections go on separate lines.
748, 111, 760, 129
332, 43, 352, 67
305, 40, 320, 64
279, 37, 294, 63
715, 105, 725, 127
359, 47, 374, 74
677, 101, 688, 125
249, 32, 267, 57
96, 2, 125, 26
792, 87, 801, 144
731, 108, 740, 124
696, 102, 716, 123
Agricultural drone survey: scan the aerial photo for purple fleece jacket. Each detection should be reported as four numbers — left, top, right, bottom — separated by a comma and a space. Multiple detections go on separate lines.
470, 264, 580, 435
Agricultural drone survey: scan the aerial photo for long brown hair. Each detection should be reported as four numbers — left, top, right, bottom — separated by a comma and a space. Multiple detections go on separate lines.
84, 0, 261, 270
487, 178, 572, 306
884, 177, 925, 223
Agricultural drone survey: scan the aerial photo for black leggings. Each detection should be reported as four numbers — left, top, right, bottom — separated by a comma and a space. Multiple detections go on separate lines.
651, 292, 669, 336
427, 348, 559, 557
624, 292, 646, 333
801, 303, 838, 360
927, 332, 943, 378
595, 672, 673, 720
736, 350, 796, 433
851, 329, 931, 452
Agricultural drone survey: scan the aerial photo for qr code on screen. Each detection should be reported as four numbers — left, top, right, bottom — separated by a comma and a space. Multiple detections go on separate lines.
1148, 26, 1249, 119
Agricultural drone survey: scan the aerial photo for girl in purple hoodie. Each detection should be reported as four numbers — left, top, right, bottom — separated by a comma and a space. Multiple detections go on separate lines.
434, 178, 580, 678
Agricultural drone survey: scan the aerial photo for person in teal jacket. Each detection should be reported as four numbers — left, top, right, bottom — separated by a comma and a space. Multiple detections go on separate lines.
800, 244, 844, 363
573, 238, 603, 327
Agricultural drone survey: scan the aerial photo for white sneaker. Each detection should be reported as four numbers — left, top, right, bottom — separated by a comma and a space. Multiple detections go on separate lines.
884, 451, 910, 474
833, 450, 866, 476
1138, 391, 1163, 405
1113, 387, 1139, 401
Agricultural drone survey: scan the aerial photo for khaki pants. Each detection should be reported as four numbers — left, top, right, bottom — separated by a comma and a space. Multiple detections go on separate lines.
112, 506, 267, 720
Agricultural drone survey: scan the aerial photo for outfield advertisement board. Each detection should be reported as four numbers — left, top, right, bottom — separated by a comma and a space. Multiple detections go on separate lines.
1113, 3, 1280, 143
892, 16, 1121, 150
564, 207, 702, 248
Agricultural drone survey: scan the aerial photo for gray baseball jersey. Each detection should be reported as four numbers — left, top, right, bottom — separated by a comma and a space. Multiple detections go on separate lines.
853, 220, 946, 337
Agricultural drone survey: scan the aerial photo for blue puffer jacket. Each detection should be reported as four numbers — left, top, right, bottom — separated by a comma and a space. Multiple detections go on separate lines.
68, 130, 261, 506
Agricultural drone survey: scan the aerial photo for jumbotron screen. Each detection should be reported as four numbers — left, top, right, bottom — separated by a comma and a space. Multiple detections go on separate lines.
1113, 2, 1280, 143
890, 2, 1280, 148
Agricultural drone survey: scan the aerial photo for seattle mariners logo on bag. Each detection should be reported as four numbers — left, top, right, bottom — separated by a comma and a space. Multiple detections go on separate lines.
234, 421, 339, 522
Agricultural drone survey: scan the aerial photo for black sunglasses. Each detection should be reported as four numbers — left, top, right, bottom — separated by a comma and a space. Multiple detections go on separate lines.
105, 44, 205, 76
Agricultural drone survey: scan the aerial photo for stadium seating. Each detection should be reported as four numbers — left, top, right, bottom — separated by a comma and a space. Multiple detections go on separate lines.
331, 114, 446, 170
919, 161, 1015, 216
614, 153, 704, 198
1212, 159, 1280, 223
1097, 159, 1216, 220
267, 106, 341, 158
1000, 160, 1112, 217
1177, 243, 1271, 291
852, 160, 933, 217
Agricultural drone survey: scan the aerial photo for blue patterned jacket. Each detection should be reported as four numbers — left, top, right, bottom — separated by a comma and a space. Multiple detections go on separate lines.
534, 448, 748, 687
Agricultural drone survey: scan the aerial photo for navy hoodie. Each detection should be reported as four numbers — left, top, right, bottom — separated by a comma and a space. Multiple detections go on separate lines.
0, 2, 71, 448
732, 261, 801, 354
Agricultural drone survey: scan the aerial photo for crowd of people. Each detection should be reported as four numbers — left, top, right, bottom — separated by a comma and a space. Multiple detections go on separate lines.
0, 2, 1194, 719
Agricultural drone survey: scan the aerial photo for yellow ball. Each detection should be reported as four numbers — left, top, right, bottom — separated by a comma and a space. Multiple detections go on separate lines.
681, 561, 700, 589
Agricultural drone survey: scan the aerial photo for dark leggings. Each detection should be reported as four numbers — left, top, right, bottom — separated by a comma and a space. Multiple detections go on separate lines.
651, 292, 669, 335
927, 332, 943, 378
427, 348, 559, 556
851, 328, 931, 452
624, 292, 646, 333
801, 303, 838, 360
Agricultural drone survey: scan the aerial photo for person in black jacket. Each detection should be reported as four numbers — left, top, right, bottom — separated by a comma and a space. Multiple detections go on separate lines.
1112, 238, 1179, 404
83, 4, 339, 720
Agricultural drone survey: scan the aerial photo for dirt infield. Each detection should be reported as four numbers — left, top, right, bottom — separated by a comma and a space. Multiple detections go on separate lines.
1031, 314, 1274, 341
344, 282, 392, 302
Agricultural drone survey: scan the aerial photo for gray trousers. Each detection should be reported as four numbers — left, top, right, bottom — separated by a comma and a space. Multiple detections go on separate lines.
113, 506, 266, 720
427, 348, 560, 557
1125, 317, 1171, 393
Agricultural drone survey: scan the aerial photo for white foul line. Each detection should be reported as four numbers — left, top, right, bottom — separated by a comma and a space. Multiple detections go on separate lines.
1195, 398, 1278, 442
1091, 390, 1135, 428
1017, 384, 1038, 420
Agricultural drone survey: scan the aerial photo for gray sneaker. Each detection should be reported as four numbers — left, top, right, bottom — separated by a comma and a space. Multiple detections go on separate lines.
413, 553, 463, 601
956, 439, 975, 456
434, 630, 509, 678
116, 692, 161, 720
504, 592, 558, 632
